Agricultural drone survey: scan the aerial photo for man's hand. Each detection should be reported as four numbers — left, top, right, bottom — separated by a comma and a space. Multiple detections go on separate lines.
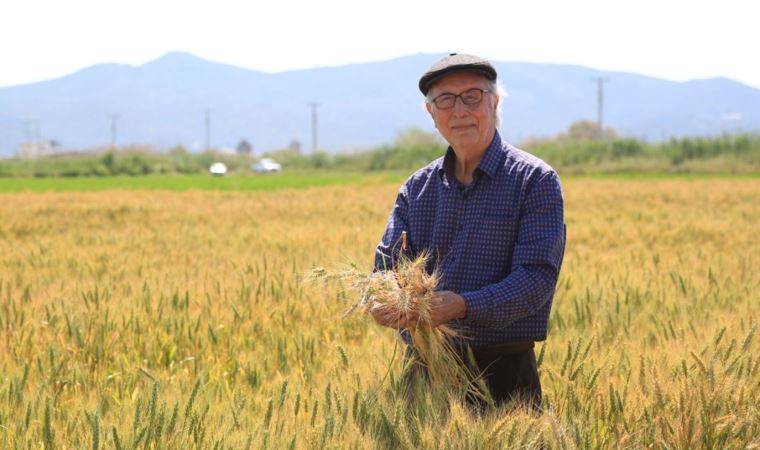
430, 291, 467, 327
370, 291, 466, 329
369, 302, 419, 329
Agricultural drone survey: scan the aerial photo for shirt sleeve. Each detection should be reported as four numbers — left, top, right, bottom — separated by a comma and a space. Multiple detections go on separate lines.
374, 183, 412, 271
460, 171, 566, 328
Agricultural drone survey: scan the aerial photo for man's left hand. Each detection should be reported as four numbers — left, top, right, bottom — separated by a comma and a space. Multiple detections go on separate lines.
430, 291, 467, 327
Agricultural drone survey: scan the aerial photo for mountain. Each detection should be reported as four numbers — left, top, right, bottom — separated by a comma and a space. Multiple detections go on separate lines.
1, 52, 759, 156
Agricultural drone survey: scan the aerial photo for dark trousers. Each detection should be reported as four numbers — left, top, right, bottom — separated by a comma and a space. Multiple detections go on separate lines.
403, 342, 542, 412
469, 345, 542, 412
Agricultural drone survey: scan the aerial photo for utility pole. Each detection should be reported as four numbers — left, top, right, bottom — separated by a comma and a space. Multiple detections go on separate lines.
22, 119, 41, 158
108, 114, 119, 149
24, 120, 32, 143
591, 76, 609, 138
25, 119, 41, 143
204, 108, 213, 151
308, 102, 319, 153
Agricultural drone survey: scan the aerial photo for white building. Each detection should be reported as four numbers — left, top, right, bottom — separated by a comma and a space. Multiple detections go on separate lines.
18, 140, 62, 159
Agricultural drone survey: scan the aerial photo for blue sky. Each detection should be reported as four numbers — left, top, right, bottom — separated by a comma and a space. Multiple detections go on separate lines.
2, 0, 758, 88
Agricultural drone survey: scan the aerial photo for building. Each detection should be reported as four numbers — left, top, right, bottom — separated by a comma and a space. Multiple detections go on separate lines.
17, 140, 62, 159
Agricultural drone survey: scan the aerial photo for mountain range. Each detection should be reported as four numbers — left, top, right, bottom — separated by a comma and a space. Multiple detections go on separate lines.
1, 52, 759, 156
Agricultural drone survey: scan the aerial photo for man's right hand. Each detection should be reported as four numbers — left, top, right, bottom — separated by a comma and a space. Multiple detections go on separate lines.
369, 301, 419, 330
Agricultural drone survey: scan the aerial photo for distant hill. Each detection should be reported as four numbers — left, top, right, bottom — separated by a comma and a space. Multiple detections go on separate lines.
1, 52, 759, 156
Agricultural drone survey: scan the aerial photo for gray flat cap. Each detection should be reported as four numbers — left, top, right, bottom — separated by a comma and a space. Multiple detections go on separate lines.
418, 53, 497, 95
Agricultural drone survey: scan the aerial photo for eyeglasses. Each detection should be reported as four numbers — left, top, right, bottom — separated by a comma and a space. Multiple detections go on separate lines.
430, 88, 491, 110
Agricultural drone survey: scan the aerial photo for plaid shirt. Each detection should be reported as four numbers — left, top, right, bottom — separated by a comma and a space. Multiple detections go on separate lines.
375, 131, 566, 347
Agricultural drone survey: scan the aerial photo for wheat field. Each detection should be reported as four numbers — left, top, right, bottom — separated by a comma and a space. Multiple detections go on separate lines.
0, 177, 758, 449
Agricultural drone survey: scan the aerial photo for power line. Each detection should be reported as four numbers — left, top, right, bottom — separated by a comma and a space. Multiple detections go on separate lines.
591, 76, 609, 138
308, 102, 319, 153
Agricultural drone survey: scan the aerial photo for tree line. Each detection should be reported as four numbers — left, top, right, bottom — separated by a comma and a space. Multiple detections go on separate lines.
1, 124, 758, 177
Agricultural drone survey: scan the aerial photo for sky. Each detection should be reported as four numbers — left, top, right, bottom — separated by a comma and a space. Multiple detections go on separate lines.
1, 0, 759, 89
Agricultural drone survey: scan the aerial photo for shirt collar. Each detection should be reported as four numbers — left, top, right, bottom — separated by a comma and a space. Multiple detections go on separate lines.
437, 130, 506, 184
477, 131, 506, 178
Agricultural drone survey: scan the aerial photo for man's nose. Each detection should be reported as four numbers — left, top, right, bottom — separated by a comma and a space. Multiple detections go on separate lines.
452, 96, 468, 115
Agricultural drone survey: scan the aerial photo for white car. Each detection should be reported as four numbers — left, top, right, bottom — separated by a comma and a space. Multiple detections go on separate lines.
252, 158, 282, 173
209, 162, 228, 176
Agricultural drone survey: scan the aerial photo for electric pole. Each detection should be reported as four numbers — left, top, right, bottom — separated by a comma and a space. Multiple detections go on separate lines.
308, 102, 319, 153
22, 119, 41, 157
204, 108, 213, 151
591, 76, 609, 138
24, 120, 32, 143
25, 119, 41, 143
108, 114, 119, 149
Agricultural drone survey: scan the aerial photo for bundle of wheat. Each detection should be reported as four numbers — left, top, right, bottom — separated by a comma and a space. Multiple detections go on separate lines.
308, 253, 490, 404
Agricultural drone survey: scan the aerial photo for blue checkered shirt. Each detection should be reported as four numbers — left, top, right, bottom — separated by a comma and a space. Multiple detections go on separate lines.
375, 131, 566, 347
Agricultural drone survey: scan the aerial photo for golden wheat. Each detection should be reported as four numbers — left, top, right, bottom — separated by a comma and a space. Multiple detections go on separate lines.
0, 177, 757, 449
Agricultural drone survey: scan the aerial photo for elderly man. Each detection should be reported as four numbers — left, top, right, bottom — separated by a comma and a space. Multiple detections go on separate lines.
371, 53, 566, 410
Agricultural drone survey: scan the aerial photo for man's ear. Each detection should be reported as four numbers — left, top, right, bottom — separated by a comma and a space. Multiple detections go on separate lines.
425, 102, 438, 128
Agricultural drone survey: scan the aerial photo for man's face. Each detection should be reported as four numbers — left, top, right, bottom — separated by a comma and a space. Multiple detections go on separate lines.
425, 72, 499, 153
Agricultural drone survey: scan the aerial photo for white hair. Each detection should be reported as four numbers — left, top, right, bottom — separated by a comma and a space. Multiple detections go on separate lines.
487, 79, 507, 129
423, 78, 508, 129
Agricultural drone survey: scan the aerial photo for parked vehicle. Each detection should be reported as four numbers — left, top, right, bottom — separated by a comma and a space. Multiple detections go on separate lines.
209, 162, 228, 176
252, 158, 282, 173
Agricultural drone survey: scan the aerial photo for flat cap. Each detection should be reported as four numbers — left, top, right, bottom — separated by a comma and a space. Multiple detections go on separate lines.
418, 53, 497, 95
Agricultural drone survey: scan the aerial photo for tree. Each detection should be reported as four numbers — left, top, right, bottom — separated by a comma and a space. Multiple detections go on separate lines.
237, 139, 252, 155
393, 127, 442, 148
559, 120, 617, 141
